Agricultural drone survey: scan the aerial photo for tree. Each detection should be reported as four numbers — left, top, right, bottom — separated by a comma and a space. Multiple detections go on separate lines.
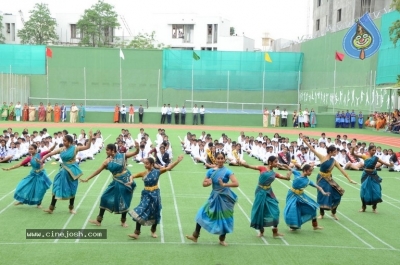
126, 31, 167, 49
17, 3, 58, 45
230, 27, 235, 36
0, 15, 5, 43
77, 0, 119, 47
389, 0, 400, 46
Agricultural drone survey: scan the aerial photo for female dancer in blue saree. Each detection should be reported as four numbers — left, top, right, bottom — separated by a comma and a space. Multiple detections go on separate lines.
241, 156, 292, 238
3, 143, 56, 207
186, 152, 239, 246
303, 138, 356, 220
284, 164, 329, 230
127, 155, 184, 239
80, 142, 139, 227
41, 131, 92, 214
351, 146, 393, 213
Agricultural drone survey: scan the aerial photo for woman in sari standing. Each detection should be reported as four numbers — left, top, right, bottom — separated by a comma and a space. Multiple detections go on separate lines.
15, 102, 22, 121
1, 102, 8, 121
53, 103, 61, 123
310, 109, 317, 128
38, 102, 46, 122
29, 104, 36, 121
303, 108, 310, 127
127, 155, 184, 239
8, 102, 15, 121
351, 146, 393, 213
263, 108, 269, 128
22, 103, 29, 121
186, 152, 238, 246
284, 165, 328, 231
114, 104, 120, 123
79, 103, 86, 123
46, 103, 53, 122
3, 143, 57, 207
241, 156, 292, 238
41, 130, 93, 214
80, 142, 139, 227
303, 137, 357, 220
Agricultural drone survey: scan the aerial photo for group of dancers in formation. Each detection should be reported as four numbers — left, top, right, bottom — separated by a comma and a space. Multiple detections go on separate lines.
1, 127, 393, 246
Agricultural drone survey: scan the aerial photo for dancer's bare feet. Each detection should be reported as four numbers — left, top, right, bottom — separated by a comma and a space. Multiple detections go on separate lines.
273, 232, 284, 238
313, 226, 324, 230
69, 209, 76, 214
317, 215, 324, 219
372, 209, 378, 214
359, 208, 366, 212
151, 232, 158, 238
14, 202, 23, 206
219, 241, 227, 246
89, 220, 101, 226
37, 205, 42, 209
186, 235, 198, 243
43, 209, 53, 214
257, 232, 264, 237
128, 233, 139, 239
121, 222, 128, 228
331, 214, 339, 220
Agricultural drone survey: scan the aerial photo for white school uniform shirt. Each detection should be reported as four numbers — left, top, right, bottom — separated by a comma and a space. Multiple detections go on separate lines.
137, 133, 144, 142
281, 110, 288, 118
192, 107, 199, 114
191, 144, 199, 157
275, 109, 280, 116
136, 149, 148, 161
200, 134, 206, 141
120, 106, 127, 114
224, 143, 232, 155
161, 107, 167, 114
256, 136, 263, 142
174, 107, 180, 114
318, 137, 327, 143
325, 141, 334, 147
199, 107, 205, 114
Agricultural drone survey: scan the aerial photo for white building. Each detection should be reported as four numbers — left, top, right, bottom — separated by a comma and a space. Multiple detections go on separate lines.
0, 11, 23, 44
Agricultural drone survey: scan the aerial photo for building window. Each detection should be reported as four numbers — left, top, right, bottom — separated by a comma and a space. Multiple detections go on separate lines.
172, 24, 184, 39
6, 23, 10, 33
361, 0, 372, 15
337, 9, 342, 22
71, 24, 77, 38
316, 19, 320, 31
317, 0, 321, 7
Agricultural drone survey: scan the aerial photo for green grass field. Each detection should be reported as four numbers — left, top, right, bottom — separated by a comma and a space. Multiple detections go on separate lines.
0, 124, 399, 265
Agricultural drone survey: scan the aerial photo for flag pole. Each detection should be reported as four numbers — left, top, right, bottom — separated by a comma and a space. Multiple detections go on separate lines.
46, 57, 49, 104
84, 67, 87, 108
120, 52, 122, 106
262, 61, 265, 111
191, 59, 194, 108
333, 59, 336, 113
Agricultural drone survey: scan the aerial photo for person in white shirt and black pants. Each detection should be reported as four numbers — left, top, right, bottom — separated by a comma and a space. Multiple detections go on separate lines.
120, 104, 127, 123
160, 104, 167, 124
174, 105, 180, 124
281, 108, 288, 127
192, 104, 199, 125
199, 105, 205, 125
181, 106, 186, 124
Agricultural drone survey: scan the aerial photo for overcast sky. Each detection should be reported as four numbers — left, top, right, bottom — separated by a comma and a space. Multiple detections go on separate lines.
1, 0, 313, 48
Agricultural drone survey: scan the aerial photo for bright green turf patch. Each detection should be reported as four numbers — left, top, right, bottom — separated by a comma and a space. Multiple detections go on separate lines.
0, 124, 399, 265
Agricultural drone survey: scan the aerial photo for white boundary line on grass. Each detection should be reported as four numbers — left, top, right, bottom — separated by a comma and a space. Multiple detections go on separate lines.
276, 179, 376, 250
54, 170, 102, 243
334, 176, 400, 210
75, 173, 112, 243
237, 187, 289, 246
0, 189, 16, 202
0, 240, 398, 251
167, 171, 185, 243
0, 170, 56, 215
236, 202, 269, 245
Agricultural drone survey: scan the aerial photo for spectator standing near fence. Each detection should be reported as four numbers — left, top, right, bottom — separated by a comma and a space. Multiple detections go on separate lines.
193, 104, 199, 125
160, 104, 167, 124
166, 104, 172, 124
79, 103, 86, 123
46, 103, 53, 122
15, 102, 22, 122
310, 109, 317, 128
129, 104, 135, 123
61, 103, 66, 122
120, 104, 127, 123
181, 106, 186, 124
274, 106, 280, 127
174, 104, 180, 124
54, 103, 60, 123
70, 103, 78, 123
263, 108, 269, 128
114, 104, 120, 123
138, 105, 144, 124
200, 105, 205, 125
281, 108, 288, 127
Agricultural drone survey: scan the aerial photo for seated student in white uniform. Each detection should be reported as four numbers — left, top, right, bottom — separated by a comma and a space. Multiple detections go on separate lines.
155, 145, 170, 168
246, 139, 253, 155
389, 150, 400, 172
184, 138, 193, 154
381, 149, 390, 168
8, 142, 20, 161
344, 149, 364, 170
224, 138, 232, 156
335, 149, 349, 168
192, 142, 206, 164
14, 142, 24, 160
250, 140, 260, 159
325, 138, 334, 147
294, 147, 312, 169
134, 144, 148, 163
190, 139, 200, 158
76, 143, 88, 163
258, 142, 267, 162
256, 133, 264, 142
229, 143, 246, 166
263, 146, 273, 165
155, 128, 163, 146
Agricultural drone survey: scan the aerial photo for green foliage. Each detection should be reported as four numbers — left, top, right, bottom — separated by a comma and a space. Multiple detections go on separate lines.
0, 15, 5, 43
390, 0, 400, 46
230, 27, 235, 36
126, 31, 167, 49
17, 3, 58, 45
77, 0, 119, 47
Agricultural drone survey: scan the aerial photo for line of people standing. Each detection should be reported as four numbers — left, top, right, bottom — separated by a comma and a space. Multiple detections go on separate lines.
160, 104, 205, 125
2, 101, 85, 123
113, 104, 145, 124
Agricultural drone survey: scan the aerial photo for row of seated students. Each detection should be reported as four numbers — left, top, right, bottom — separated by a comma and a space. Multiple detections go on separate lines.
178, 130, 400, 172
